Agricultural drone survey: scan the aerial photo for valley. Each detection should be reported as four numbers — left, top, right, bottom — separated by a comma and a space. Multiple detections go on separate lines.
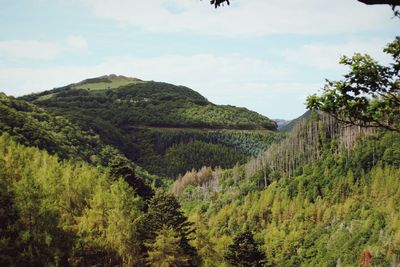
1, 59, 400, 265
0, 6, 399, 264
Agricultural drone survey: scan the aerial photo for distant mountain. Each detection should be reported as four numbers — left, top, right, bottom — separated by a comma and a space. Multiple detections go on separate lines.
20, 75, 283, 177
274, 119, 291, 129
279, 110, 313, 132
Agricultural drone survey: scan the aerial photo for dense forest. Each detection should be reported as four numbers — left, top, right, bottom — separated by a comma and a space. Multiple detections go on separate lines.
2, 105, 399, 266
21, 77, 276, 130
1, 36, 399, 266
19, 77, 280, 178
178, 127, 400, 266
0, 134, 196, 266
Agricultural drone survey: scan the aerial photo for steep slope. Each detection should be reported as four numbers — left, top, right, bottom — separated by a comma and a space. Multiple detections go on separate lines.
279, 110, 313, 132
0, 134, 143, 266
274, 118, 291, 129
0, 92, 159, 192
0, 134, 196, 266
0, 92, 111, 163
21, 75, 283, 178
176, 112, 400, 266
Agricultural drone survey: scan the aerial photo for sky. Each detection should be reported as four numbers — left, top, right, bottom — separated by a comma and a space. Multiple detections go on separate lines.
0, 0, 398, 119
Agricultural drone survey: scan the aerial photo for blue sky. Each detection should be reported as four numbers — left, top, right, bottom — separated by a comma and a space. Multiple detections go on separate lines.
0, 0, 398, 119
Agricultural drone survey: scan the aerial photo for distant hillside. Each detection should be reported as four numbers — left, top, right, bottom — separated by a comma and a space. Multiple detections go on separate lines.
0, 92, 108, 163
274, 119, 291, 129
20, 75, 282, 178
22, 74, 276, 130
0, 92, 159, 191
279, 110, 313, 132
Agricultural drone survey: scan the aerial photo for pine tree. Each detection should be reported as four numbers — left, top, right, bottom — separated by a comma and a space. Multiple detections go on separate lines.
108, 155, 153, 200
138, 190, 198, 265
224, 229, 265, 267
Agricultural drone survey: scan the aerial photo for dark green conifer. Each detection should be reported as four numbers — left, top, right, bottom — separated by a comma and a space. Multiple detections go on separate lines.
224, 229, 265, 267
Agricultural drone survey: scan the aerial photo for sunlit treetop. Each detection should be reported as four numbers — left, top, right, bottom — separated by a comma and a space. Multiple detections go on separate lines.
306, 37, 400, 132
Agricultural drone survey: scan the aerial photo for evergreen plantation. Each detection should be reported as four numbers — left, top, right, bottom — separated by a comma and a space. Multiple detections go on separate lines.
1, 37, 400, 266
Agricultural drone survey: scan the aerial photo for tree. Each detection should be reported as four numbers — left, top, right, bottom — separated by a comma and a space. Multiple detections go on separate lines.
359, 249, 373, 267
192, 214, 221, 266
137, 190, 198, 265
210, 0, 230, 8
358, 0, 400, 5
13, 169, 68, 266
307, 37, 400, 132
207, 0, 400, 8
207, 0, 400, 16
108, 155, 154, 200
359, 1, 400, 18
0, 169, 20, 267
146, 226, 189, 267
224, 229, 265, 267
77, 178, 144, 267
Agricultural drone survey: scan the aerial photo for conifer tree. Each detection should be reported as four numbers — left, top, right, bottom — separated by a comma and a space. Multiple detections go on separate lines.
138, 190, 198, 265
108, 155, 153, 200
224, 229, 265, 267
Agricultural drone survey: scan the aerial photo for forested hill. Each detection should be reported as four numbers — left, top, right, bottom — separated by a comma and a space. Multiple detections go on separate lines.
21, 74, 276, 130
0, 92, 160, 191
278, 110, 313, 132
19, 75, 283, 178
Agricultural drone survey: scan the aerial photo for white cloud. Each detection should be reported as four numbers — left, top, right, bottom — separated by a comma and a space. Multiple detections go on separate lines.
0, 53, 286, 94
0, 35, 88, 61
0, 36, 393, 118
0, 53, 314, 119
85, 0, 397, 36
0, 40, 63, 60
282, 38, 393, 70
67, 35, 88, 51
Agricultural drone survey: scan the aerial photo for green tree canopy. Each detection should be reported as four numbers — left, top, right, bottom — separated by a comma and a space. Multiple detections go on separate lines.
137, 190, 198, 265
307, 37, 400, 132
224, 229, 265, 267
107, 155, 154, 200
146, 226, 190, 267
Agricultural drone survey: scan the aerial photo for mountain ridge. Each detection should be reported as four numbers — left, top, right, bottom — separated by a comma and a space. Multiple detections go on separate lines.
21, 74, 276, 130
18, 75, 283, 178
